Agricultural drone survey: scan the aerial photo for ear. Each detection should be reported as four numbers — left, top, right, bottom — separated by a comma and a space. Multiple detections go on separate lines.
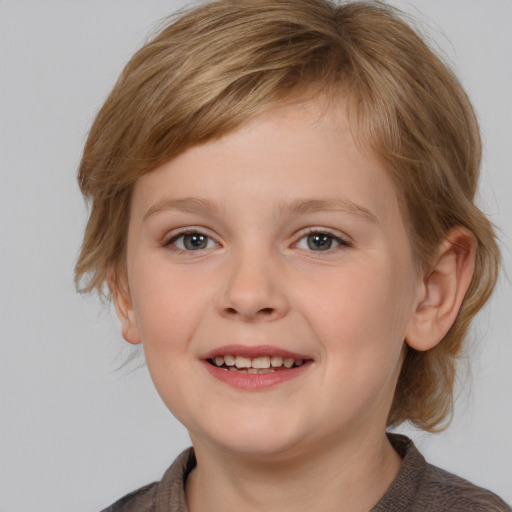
405, 227, 476, 352
108, 268, 142, 345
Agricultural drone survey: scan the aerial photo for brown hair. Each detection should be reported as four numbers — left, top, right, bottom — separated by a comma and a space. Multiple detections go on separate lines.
75, 0, 500, 431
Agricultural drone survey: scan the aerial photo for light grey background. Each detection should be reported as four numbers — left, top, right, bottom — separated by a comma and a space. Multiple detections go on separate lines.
1, 1, 510, 510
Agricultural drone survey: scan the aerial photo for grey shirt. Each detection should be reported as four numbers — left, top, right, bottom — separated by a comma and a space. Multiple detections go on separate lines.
102, 434, 510, 512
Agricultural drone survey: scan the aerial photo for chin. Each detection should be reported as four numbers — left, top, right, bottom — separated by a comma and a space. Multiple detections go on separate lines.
217, 435, 305, 460
194, 415, 310, 459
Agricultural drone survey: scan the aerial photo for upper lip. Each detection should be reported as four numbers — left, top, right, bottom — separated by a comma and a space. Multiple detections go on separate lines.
200, 344, 312, 360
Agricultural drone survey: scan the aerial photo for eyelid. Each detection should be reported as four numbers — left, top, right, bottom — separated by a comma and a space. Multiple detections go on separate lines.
293, 227, 352, 251
164, 227, 221, 250
162, 226, 351, 252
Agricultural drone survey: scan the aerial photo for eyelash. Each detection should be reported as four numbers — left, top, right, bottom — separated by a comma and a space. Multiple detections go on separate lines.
165, 228, 352, 253
165, 229, 219, 252
294, 229, 352, 253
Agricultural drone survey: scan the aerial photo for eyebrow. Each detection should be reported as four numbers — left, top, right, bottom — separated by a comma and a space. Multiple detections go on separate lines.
143, 197, 223, 220
143, 196, 377, 224
276, 197, 378, 223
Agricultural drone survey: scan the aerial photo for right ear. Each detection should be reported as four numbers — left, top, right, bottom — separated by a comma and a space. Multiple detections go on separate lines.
108, 268, 142, 345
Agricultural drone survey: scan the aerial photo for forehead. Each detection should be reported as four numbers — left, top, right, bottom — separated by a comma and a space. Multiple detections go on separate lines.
131, 97, 401, 229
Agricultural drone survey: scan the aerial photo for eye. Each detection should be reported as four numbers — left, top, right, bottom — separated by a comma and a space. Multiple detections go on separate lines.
168, 231, 217, 251
295, 231, 350, 252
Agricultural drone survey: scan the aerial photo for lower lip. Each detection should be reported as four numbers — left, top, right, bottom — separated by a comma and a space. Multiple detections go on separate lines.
201, 361, 312, 391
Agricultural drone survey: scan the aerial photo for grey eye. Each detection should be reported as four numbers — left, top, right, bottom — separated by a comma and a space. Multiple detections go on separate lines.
295, 232, 348, 252
171, 232, 216, 251
306, 233, 334, 251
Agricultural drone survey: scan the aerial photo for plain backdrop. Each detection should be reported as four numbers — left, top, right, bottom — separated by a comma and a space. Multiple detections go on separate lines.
1, 1, 511, 510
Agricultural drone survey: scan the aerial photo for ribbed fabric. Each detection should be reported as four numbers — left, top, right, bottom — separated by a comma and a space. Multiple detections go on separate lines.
102, 434, 510, 512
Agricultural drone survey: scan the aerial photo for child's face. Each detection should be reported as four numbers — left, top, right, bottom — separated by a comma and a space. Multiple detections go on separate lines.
115, 98, 423, 458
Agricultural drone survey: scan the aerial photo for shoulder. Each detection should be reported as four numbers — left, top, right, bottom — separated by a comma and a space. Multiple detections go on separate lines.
100, 482, 158, 512
418, 462, 511, 512
99, 448, 196, 512
374, 434, 511, 512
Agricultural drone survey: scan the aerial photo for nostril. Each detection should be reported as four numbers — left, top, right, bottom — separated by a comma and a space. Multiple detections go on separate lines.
223, 306, 275, 318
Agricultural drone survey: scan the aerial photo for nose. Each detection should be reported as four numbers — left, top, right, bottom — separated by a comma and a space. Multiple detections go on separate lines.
217, 249, 290, 322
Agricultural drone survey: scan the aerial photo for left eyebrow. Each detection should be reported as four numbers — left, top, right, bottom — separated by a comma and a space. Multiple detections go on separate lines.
275, 197, 378, 224
143, 197, 223, 221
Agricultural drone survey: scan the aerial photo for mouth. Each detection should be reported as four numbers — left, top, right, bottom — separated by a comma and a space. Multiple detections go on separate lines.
207, 354, 306, 373
200, 345, 312, 390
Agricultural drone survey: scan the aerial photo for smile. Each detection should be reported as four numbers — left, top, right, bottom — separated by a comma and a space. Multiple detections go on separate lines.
208, 355, 305, 372
201, 345, 313, 390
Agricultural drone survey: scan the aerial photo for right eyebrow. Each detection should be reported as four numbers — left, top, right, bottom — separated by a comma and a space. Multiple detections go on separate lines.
276, 197, 378, 224
143, 197, 223, 221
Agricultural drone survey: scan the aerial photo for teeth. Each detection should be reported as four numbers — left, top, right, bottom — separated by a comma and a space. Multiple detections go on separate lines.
252, 356, 270, 369
211, 354, 307, 370
283, 358, 294, 368
235, 356, 252, 368
270, 356, 283, 367
234, 368, 276, 374
224, 355, 236, 366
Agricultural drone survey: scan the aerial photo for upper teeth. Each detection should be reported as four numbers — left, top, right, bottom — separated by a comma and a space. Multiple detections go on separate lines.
212, 355, 304, 369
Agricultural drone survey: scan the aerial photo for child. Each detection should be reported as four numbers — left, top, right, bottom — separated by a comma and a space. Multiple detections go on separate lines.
75, 0, 510, 510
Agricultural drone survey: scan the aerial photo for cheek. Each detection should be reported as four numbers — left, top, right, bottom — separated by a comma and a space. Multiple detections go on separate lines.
129, 256, 213, 356
129, 264, 213, 416
296, 258, 414, 356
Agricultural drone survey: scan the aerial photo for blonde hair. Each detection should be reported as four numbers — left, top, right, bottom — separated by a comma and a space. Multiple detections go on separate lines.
75, 0, 500, 431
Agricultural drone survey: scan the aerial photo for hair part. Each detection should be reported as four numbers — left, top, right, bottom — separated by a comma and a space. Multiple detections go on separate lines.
75, 0, 500, 431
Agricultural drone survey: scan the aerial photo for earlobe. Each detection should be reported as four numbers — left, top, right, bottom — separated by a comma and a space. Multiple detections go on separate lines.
108, 269, 142, 345
405, 227, 476, 352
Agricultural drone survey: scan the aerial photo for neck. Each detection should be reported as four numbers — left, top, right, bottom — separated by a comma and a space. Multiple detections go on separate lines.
185, 432, 402, 512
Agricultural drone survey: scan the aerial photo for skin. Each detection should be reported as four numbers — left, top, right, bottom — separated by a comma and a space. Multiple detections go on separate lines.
112, 98, 475, 512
